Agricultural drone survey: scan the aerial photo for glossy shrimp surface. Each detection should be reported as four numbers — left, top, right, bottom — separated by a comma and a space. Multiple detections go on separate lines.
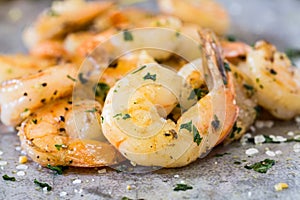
18, 98, 123, 167
238, 41, 300, 119
23, 0, 114, 48
0, 64, 77, 126
101, 34, 238, 167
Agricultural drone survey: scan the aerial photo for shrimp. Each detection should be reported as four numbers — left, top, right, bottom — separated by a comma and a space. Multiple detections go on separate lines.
237, 41, 300, 120
22, 0, 114, 49
29, 40, 68, 60
0, 64, 77, 126
0, 54, 57, 83
101, 32, 238, 167
157, 0, 230, 35
18, 98, 123, 167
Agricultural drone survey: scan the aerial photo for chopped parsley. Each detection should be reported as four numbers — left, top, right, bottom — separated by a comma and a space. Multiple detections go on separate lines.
67, 75, 77, 82
226, 35, 237, 42
121, 197, 133, 200
234, 161, 242, 165
54, 144, 67, 151
143, 73, 156, 81
47, 164, 66, 175
224, 62, 231, 72
173, 183, 193, 191
229, 122, 242, 139
123, 30, 133, 41
94, 82, 110, 101
122, 114, 131, 120
180, 121, 192, 132
285, 48, 300, 59
192, 125, 202, 146
211, 115, 220, 130
113, 113, 122, 119
78, 73, 88, 84
101, 116, 104, 123
2, 174, 16, 181
132, 65, 146, 74
175, 31, 181, 37
243, 83, 255, 96
34, 179, 52, 191
244, 159, 275, 173
188, 88, 209, 101
24, 108, 29, 112
47, 9, 59, 17
85, 108, 98, 113
215, 152, 231, 157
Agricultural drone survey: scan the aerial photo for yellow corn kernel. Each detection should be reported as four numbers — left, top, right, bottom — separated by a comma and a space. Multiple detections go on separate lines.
274, 183, 289, 191
19, 156, 28, 164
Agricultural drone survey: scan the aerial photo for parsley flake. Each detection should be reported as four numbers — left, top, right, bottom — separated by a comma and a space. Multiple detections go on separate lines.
2, 174, 16, 181
34, 179, 52, 191
94, 82, 110, 101
173, 183, 193, 191
180, 121, 192, 132
123, 30, 133, 41
47, 164, 65, 175
244, 159, 275, 173
192, 125, 202, 146
122, 114, 131, 120
143, 73, 156, 81
67, 75, 77, 82
132, 65, 147, 74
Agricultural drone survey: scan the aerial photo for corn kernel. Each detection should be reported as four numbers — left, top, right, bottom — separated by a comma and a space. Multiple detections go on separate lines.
274, 183, 289, 191
19, 156, 28, 164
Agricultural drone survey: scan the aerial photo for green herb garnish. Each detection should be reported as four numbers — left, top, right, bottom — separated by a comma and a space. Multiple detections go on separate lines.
143, 73, 156, 81
188, 88, 209, 100
226, 35, 236, 42
132, 65, 147, 74
2, 174, 16, 181
47, 164, 65, 175
229, 122, 242, 139
211, 115, 220, 130
122, 114, 131, 120
94, 82, 110, 101
123, 30, 133, 41
85, 108, 97, 113
67, 75, 77, 82
47, 9, 59, 17
121, 197, 133, 200
34, 179, 52, 191
244, 159, 275, 173
215, 152, 231, 157
180, 121, 192, 132
224, 62, 231, 72
173, 183, 193, 191
192, 125, 202, 146
78, 73, 88, 84
285, 48, 300, 59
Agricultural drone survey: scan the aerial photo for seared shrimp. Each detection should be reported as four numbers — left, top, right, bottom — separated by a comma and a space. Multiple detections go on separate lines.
0, 54, 56, 83
23, 0, 113, 48
0, 64, 77, 126
157, 0, 230, 35
238, 41, 300, 119
18, 98, 123, 167
101, 32, 238, 167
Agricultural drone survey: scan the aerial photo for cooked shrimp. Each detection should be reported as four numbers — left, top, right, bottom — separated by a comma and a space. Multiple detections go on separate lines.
18, 98, 123, 167
0, 54, 56, 83
22, 0, 114, 49
101, 32, 238, 167
157, 0, 230, 35
237, 41, 300, 119
0, 64, 77, 126
29, 40, 68, 59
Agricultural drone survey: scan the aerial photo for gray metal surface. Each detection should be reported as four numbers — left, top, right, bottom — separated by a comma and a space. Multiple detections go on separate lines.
0, 1, 300, 200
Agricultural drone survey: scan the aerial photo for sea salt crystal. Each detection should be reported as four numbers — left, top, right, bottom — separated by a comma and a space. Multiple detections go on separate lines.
294, 135, 300, 140
255, 120, 274, 129
245, 148, 259, 156
295, 116, 300, 123
17, 171, 25, 176
0, 161, 8, 166
266, 150, 276, 157
74, 189, 83, 194
16, 164, 28, 170
174, 175, 179, 178
60, 191, 67, 197
73, 179, 82, 184
15, 146, 21, 151
254, 135, 265, 144
250, 126, 256, 133
287, 131, 295, 137
293, 144, 300, 153
98, 169, 107, 174
0, 151, 3, 156
275, 150, 282, 155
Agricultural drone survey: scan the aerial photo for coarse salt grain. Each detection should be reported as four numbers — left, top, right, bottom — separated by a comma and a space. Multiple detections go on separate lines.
16, 164, 28, 170
15, 146, 21, 151
293, 144, 300, 153
97, 169, 107, 174
255, 121, 264, 129
294, 135, 300, 140
266, 150, 276, 157
275, 150, 282, 155
245, 148, 259, 156
270, 135, 287, 142
0, 161, 8, 166
174, 174, 179, 178
254, 135, 265, 144
60, 191, 67, 197
74, 189, 83, 194
295, 116, 300, 123
17, 171, 25, 176
287, 131, 295, 137
73, 179, 82, 184
255, 120, 274, 129
0, 151, 3, 156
